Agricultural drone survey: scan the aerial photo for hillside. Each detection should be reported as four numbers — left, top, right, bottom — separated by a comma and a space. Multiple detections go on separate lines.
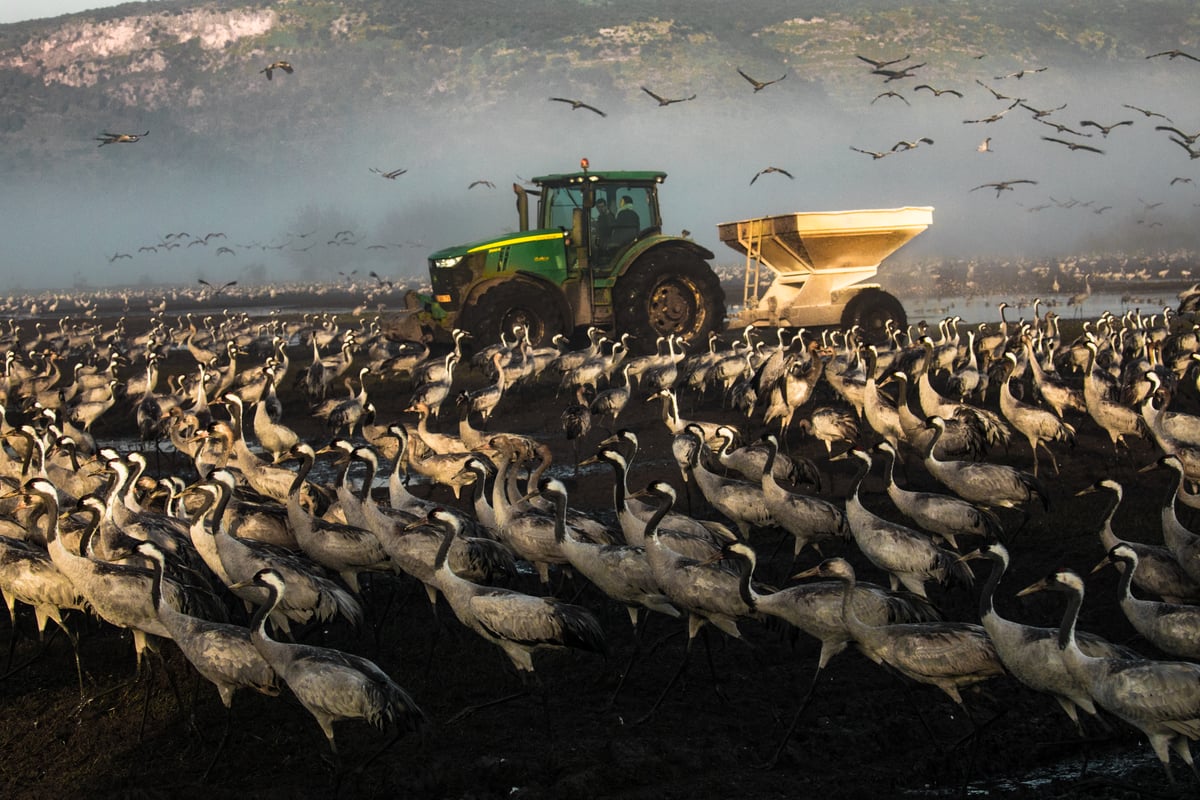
2, 0, 1196, 169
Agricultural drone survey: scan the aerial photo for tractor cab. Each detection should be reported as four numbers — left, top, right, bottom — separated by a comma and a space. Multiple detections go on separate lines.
525, 164, 666, 274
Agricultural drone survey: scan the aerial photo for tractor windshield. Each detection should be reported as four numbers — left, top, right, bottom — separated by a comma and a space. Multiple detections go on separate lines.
591, 184, 657, 266
544, 186, 584, 232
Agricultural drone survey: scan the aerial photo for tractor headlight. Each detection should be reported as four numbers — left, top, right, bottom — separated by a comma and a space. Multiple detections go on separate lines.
433, 256, 462, 269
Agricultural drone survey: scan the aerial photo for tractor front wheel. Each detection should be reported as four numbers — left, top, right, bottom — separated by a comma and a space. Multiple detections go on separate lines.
466, 280, 565, 349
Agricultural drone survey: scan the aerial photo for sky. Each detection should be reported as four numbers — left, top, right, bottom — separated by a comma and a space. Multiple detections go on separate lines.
0, 1, 143, 24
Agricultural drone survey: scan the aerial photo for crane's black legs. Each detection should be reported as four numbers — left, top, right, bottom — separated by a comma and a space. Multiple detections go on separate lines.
757, 666, 825, 770
1, 617, 81, 697
200, 704, 234, 784
607, 609, 650, 708
59, 620, 85, 699
138, 656, 157, 741
447, 688, 529, 724
2, 610, 19, 673
700, 628, 729, 704
348, 729, 402, 784
634, 631, 697, 725
447, 668, 539, 725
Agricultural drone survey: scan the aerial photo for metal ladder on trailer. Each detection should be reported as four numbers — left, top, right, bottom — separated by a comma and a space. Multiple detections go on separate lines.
740, 217, 768, 313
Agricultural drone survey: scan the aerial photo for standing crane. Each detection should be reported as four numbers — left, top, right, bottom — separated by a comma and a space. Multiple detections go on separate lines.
712, 539, 940, 766
672, 426, 774, 538
231, 569, 425, 771
1093, 544, 1200, 661
1018, 569, 1200, 783
280, 443, 392, 593
538, 478, 678, 631
420, 508, 606, 718
797, 558, 1004, 707
135, 540, 278, 779
843, 449, 970, 598
636, 482, 757, 721
998, 352, 1076, 476
757, 434, 849, 559
1077, 479, 1200, 604
20, 478, 173, 672
923, 416, 1049, 528
873, 441, 1001, 550
0, 531, 86, 695
962, 543, 1138, 734
186, 472, 363, 635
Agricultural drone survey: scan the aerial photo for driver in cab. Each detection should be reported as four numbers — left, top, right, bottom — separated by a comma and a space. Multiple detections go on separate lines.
611, 195, 640, 248
593, 197, 615, 250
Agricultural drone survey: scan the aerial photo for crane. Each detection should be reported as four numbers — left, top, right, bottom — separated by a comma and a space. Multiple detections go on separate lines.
636, 482, 756, 721
1018, 568, 1200, 783
135, 540, 278, 778
420, 508, 606, 719
713, 539, 940, 766
962, 543, 1138, 734
843, 449, 970, 598
1093, 544, 1200, 661
923, 416, 1049, 528
231, 568, 425, 772
797, 558, 1004, 707
873, 441, 1001, 550
1077, 479, 1200, 604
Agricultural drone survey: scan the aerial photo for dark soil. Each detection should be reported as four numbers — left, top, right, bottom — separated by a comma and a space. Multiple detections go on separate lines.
0, 293, 1194, 799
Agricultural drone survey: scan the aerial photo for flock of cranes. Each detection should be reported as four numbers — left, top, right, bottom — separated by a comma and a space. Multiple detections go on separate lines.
4, 289, 1200, 790
838, 48, 1200, 216
536, 47, 1199, 204
102, 226, 426, 280
89, 47, 1199, 274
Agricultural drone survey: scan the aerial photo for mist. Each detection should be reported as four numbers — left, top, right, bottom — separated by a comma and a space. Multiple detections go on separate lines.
2, 35, 1197, 293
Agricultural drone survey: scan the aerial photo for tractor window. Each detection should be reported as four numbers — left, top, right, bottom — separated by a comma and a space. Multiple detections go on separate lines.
594, 185, 655, 257
544, 186, 584, 232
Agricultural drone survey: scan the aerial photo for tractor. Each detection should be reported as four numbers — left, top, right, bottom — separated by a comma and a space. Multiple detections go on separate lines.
393, 159, 725, 351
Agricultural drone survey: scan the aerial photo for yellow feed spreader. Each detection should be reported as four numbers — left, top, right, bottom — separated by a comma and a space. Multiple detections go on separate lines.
718, 206, 932, 340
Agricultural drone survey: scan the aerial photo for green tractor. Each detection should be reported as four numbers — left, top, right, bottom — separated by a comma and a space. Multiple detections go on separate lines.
394, 161, 725, 351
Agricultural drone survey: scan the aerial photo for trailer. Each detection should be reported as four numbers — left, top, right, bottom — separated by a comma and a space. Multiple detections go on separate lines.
718, 206, 932, 341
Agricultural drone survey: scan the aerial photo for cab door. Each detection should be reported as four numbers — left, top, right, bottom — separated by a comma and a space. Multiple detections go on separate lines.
588, 184, 657, 273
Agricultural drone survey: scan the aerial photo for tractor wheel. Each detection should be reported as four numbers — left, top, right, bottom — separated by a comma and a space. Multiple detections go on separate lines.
614, 249, 725, 353
466, 280, 565, 349
840, 288, 906, 344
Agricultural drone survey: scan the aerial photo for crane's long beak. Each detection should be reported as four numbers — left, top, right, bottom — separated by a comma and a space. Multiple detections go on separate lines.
791, 564, 822, 581
1015, 577, 1051, 598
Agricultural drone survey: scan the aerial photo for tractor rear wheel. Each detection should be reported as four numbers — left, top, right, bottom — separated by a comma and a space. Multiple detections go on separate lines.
840, 288, 906, 344
614, 250, 725, 353
466, 280, 565, 349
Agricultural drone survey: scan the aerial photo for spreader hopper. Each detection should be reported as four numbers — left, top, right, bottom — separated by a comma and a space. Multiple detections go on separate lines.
718, 207, 932, 336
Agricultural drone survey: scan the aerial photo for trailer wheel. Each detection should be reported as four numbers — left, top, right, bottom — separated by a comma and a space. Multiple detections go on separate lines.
841, 289, 906, 344
614, 249, 725, 353
466, 280, 564, 349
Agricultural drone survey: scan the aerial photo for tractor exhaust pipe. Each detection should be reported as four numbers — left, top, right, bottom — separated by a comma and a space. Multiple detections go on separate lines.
513, 183, 529, 232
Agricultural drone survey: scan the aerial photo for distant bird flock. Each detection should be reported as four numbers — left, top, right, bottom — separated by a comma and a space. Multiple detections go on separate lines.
93, 49, 1200, 244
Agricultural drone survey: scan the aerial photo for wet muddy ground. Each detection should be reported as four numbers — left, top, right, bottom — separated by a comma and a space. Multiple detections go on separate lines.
0, 295, 1196, 799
